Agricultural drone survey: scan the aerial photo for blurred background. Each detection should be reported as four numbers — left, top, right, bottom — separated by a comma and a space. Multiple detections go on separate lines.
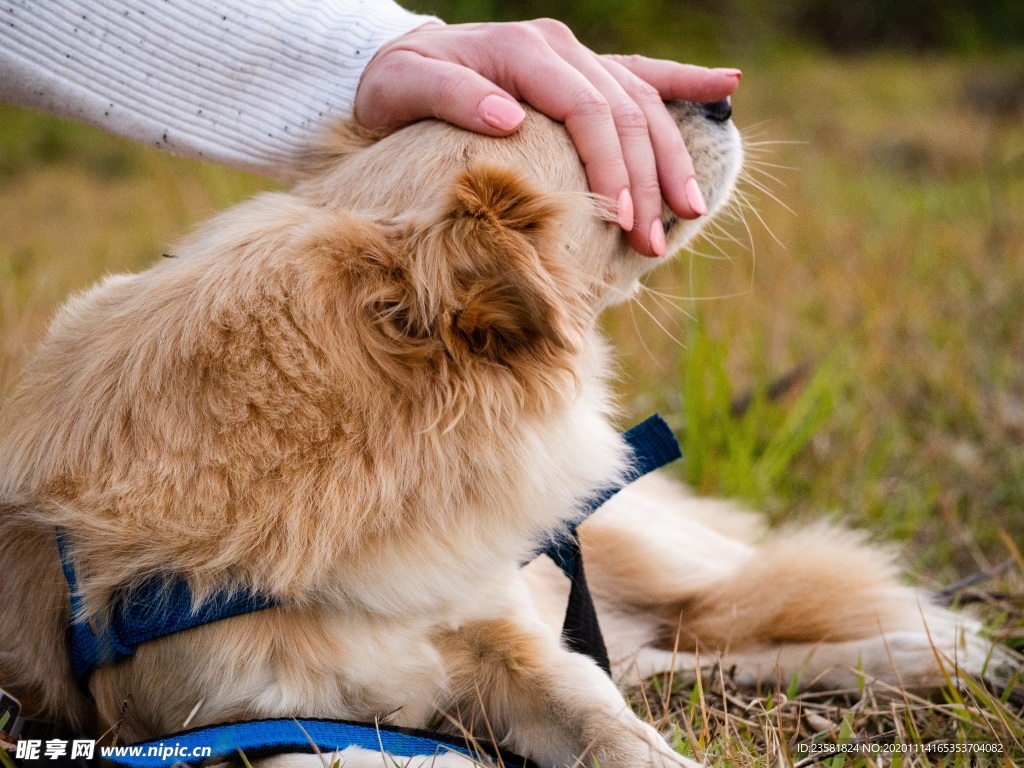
404, 0, 1024, 57
1, 1, 1022, 593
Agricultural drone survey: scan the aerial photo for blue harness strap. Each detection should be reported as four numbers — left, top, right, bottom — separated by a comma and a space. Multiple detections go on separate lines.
98, 717, 535, 768
540, 414, 681, 577
56, 533, 278, 692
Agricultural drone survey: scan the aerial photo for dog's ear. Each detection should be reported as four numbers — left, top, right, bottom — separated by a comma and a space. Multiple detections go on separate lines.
416, 166, 589, 365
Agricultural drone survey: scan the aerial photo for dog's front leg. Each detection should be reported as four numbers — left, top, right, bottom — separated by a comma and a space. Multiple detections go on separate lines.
438, 609, 703, 768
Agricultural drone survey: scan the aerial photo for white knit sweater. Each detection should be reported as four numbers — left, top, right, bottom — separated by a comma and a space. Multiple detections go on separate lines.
0, 0, 437, 178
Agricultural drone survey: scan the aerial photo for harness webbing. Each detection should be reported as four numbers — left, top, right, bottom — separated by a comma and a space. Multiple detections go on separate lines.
99, 717, 536, 768
539, 414, 682, 576
56, 534, 278, 691
559, 550, 609, 672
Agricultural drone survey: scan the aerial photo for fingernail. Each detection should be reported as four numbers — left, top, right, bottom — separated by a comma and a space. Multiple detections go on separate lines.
649, 219, 666, 257
685, 177, 708, 216
478, 94, 526, 131
616, 188, 634, 231
713, 68, 743, 79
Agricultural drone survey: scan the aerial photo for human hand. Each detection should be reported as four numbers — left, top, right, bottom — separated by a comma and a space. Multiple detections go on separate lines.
355, 19, 740, 257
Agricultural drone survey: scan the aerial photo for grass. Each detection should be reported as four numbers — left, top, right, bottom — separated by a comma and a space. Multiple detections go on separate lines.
1, 51, 1023, 765
625, 664, 1024, 766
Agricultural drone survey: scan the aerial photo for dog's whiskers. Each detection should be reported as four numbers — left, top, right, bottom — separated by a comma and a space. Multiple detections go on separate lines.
638, 284, 696, 322
704, 217, 750, 252
738, 171, 795, 215
742, 162, 789, 188
630, 291, 686, 348
695, 222, 746, 256
744, 158, 798, 171
741, 139, 809, 147
732, 187, 784, 249
626, 294, 667, 366
640, 281, 754, 303
737, 117, 773, 135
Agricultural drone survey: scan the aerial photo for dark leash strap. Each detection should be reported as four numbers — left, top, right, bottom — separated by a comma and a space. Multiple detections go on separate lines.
560, 549, 610, 672
52, 414, 681, 766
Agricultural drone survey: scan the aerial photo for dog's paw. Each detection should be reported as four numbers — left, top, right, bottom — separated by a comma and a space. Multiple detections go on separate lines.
856, 628, 1016, 691
587, 718, 704, 768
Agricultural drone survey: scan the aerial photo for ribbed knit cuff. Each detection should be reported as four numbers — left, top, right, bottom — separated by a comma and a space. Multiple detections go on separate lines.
0, 0, 440, 178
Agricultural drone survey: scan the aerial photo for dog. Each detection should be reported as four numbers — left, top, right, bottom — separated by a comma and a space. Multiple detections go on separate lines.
0, 99, 1011, 768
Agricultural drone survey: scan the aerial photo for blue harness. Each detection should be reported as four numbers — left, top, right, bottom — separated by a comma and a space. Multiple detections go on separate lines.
57, 414, 681, 767
99, 718, 534, 768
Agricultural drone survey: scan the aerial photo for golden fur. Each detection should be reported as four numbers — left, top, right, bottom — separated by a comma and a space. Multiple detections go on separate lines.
0, 103, 1011, 768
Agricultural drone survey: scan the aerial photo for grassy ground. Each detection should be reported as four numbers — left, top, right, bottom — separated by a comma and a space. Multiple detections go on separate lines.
1, 53, 1023, 764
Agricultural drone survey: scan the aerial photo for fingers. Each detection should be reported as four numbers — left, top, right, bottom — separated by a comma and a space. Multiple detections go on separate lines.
355, 50, 525, 136
522, 31, 665, 254
496, 29, 652, 249
525, 23, 723, 255
492, 20, 677, 255
606, 55, 742, 102
599, 57, 707, 231
355, 20, 743, 258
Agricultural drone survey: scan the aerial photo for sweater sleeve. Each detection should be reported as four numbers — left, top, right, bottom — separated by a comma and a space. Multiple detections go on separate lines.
0, 0, 439, 178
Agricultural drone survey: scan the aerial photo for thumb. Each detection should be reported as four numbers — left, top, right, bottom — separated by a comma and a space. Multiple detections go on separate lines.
356, 51, 525, 136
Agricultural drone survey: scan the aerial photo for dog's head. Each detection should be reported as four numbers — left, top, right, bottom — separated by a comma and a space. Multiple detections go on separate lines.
289, 100, 742, 378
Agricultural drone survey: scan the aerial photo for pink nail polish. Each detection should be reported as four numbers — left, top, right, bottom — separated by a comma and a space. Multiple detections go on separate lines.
616, 188, 634, 231
478, 94, 526, 131
685, 177, 708, 216
649, 220, 666, 257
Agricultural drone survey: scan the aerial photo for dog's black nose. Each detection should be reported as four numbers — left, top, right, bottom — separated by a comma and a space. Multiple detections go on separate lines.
699, 98, 732, 123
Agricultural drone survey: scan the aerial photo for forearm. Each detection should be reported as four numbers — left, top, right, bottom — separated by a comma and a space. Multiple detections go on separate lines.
0, 0, 437, 179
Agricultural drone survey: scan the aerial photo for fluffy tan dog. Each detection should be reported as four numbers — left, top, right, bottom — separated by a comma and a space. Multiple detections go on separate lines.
0, 102, 1008, 768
